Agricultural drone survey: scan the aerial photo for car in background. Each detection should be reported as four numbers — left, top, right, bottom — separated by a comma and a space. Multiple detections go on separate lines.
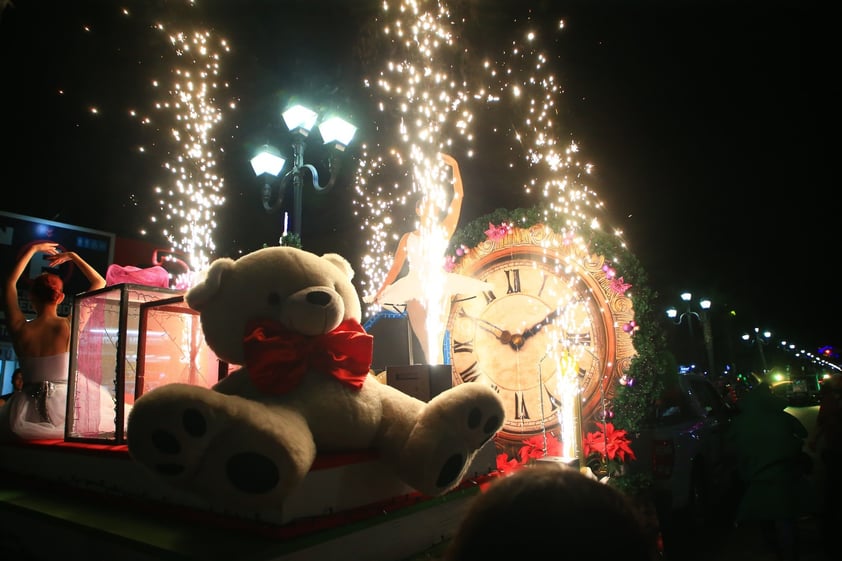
627, 373, 739, 527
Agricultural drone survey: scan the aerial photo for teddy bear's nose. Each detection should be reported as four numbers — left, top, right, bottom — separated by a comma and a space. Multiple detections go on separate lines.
306, 290, 332, 307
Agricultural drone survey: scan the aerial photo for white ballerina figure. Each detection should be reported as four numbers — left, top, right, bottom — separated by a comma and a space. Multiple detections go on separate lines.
365, 153, 490, 365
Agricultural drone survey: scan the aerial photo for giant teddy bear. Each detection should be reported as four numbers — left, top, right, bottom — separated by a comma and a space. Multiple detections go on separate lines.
126, 246, 504, 511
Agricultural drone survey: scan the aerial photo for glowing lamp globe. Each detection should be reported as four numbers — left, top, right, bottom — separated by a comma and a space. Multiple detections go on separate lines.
282, 104, 318, 135
318, 117, 357, 150
250, 147, 286, 177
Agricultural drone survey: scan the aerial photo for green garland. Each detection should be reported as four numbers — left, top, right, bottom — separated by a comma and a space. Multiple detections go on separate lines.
448, 206, 552, 254
261, 233, 303, 250
279, 232, 303, 249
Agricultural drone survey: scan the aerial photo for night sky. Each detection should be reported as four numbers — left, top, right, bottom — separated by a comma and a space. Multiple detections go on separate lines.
0, 1, 835, 365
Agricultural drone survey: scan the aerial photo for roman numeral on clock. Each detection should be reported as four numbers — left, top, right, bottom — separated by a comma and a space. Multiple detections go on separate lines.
538, 272, 548, 297
566, 332, 592, 346
459, 361, 481, 383
505, 269, 521, 293
514, 391, 530, 420
545, 384, 561, 411
452, 338, 474, 353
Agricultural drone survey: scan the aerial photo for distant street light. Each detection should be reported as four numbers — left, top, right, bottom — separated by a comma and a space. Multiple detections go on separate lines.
742, 327, 772, 373
666, 292, 716, 376
250, 104, 357, 238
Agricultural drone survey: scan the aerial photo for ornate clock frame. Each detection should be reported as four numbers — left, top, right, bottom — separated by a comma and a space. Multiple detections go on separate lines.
445, 224, 636, 450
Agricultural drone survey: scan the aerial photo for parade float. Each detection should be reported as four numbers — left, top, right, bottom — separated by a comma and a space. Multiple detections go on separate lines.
0, 2, 674, 559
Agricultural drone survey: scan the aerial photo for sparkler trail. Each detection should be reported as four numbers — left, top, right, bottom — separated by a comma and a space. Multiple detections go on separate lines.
477, 19, 613, 237
141, 26, 231, 275
355, 0, 477, 363
16, 2, 233, 281
466, 15, 632, 442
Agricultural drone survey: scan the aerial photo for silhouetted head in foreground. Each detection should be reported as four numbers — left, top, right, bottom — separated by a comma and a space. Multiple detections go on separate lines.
444, 463, 658, 561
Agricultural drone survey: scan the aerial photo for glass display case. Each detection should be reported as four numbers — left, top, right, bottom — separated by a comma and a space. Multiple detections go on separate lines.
66, 283, 227, 444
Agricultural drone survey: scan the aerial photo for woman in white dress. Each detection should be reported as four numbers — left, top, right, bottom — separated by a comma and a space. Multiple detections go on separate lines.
365, 153, 490, 364
1, 241, 106, 440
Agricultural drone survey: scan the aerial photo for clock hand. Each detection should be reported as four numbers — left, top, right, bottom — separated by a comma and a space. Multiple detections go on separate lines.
458, 309, 514, 345
510, 308, 562, 350
477, 318, 514, 345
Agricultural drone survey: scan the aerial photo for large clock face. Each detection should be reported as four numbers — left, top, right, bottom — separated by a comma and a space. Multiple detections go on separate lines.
446, 226, 635, 446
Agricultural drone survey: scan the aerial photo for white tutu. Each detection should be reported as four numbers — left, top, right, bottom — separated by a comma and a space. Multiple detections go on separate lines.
0, 353, 117, 441
379, 232, 490, 305
1, 353, 69, 440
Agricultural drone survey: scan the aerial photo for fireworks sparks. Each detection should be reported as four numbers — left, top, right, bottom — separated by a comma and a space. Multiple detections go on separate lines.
354, 1, 626, 363
144, 29, 231, 274
478, 23, 609, 234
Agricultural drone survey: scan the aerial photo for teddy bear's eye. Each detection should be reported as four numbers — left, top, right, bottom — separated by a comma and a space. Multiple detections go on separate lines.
267, 292, 281, 306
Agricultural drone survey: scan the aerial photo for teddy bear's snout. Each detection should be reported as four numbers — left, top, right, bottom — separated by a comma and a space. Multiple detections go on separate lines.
282, 286, 344, 336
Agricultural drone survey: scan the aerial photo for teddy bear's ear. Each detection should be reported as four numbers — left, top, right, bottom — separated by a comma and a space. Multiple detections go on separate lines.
185, 257, 235, 310
321, 253, 354, 281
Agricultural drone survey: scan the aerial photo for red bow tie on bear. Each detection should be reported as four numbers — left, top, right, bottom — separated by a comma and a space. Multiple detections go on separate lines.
243, 318, 374, 395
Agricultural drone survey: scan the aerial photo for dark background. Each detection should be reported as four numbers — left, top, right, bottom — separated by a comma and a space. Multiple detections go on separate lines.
0, 1, 835, 369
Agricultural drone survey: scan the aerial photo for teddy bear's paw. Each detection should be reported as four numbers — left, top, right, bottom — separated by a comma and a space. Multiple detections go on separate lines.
127, 384, 315, 507
127, 385, 223, 482
427, 384, 504, 449
405, 385, 504, 494
435, 391, 504, 490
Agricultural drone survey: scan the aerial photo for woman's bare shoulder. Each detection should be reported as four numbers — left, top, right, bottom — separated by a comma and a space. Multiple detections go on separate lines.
14, 316, 71, 355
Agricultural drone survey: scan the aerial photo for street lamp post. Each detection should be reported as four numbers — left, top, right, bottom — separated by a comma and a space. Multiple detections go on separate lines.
741, 327, 772, 373
698, 298, 715, 378
666, 292, 716, 377
250, 104, 357, 238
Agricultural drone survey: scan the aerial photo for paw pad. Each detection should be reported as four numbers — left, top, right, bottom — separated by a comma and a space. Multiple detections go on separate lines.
436, 454, 465, 488
226, 452, 280, 494
182, 408, 206, 436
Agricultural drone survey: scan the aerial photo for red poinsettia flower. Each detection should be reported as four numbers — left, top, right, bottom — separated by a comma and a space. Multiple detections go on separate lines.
517, 433, 563, 463
583, 422, 637, 462
496, 452, 522, 473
